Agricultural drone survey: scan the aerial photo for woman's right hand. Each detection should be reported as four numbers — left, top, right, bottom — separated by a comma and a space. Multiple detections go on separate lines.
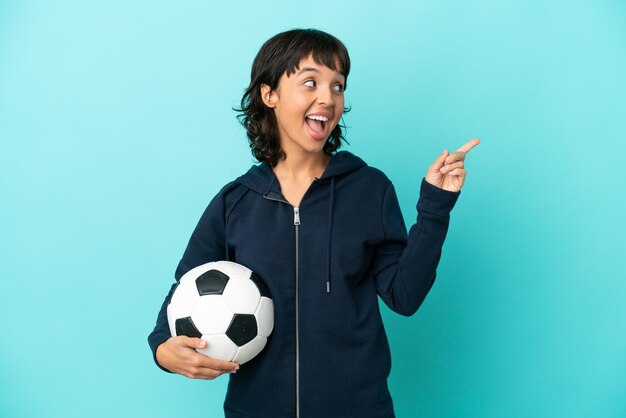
156, 336, 240, 379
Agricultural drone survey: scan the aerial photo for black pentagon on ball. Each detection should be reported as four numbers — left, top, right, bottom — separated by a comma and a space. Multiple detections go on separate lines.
226, 314, 258, 347
175, 316, 202, 339
196, 269, 230, 296
250, 271, 272, 298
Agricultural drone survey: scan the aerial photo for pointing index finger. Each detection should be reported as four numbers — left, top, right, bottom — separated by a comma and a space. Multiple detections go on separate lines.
457, 138, 481, 155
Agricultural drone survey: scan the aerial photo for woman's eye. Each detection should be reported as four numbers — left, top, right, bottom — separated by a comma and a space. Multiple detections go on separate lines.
304, 80, 344, 92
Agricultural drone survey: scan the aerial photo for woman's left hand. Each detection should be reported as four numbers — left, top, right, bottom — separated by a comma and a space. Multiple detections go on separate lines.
424, 138, 480, 192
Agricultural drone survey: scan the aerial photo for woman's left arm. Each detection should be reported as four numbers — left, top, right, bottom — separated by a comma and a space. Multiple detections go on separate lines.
373, 138, 480, 316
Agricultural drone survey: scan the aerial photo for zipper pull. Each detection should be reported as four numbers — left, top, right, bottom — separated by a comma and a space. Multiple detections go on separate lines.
294, 207, 300, 225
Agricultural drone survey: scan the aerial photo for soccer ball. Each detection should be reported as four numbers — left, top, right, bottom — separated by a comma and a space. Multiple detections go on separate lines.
167, 260, 274, 365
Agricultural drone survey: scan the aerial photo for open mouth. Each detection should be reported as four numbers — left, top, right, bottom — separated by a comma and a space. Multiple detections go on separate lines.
304, 116, 328, 140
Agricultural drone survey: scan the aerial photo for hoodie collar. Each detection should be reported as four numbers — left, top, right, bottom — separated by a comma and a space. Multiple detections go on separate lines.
232, 150, 367, 294
233, 150, 367, 196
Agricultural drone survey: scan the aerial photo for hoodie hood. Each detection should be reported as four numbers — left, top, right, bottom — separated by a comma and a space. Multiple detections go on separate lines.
232, 150, 368, 293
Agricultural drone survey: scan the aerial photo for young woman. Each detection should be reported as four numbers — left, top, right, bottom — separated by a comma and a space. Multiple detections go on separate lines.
148, 28, 479, 418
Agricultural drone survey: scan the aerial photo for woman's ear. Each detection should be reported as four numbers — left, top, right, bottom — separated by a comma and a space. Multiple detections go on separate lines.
260, 84, 275, 108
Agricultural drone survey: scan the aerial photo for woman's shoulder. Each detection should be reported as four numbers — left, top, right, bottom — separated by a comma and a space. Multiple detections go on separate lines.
218, 179, 249, 204
198, 178, 248, 212
351, 160, 393, 188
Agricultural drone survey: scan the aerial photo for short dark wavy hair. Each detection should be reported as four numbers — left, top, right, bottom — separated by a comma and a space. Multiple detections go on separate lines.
233, 28, 352, 167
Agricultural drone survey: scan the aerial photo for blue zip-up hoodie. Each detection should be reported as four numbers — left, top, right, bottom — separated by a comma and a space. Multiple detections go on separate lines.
148, 150, 461, 418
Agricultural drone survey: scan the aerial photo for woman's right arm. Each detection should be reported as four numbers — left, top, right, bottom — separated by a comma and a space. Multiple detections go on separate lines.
147, 181, 239, 377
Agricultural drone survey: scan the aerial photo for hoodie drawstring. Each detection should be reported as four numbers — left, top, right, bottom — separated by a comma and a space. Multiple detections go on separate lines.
326, 177, 335, 293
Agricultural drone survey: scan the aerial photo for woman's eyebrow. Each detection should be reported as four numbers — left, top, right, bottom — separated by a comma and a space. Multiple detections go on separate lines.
297, 66, 345, 80
297, 67, 320, 75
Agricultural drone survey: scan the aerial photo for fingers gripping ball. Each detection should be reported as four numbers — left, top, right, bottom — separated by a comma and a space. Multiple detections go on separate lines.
167, 261, 274, 365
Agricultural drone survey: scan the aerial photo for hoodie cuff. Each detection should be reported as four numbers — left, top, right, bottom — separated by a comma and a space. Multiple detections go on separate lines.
148, 332, 175, 374
416, 177, 461, 217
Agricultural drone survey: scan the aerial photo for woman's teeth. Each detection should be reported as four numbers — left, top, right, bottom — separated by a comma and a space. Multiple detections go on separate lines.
306, 115, 329, 121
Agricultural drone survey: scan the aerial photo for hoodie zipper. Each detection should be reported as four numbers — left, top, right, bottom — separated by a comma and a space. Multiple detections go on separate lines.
293, 206, 301, 418
262, 193, 302, 418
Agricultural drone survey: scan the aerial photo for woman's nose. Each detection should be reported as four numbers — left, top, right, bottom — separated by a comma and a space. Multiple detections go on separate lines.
316, 85, 336, 106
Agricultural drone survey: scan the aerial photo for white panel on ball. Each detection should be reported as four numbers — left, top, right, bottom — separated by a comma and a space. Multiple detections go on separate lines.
223, 275, 261, 314
216, 260, 253, 281
169, 280, 200, 313
254, 297, 275, 338
166, 304, 177, 337
167, 281, 199, 329
197, 334, 239, 362
192, 295, 235, 334
233, 336, 268, 364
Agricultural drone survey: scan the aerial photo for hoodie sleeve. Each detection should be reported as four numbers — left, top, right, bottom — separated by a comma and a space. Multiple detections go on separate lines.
147, 182, 234, 373
373, 177, 460, 316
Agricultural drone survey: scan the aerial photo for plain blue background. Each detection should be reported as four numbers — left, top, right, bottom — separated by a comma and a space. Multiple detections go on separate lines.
1, 1, 625, 417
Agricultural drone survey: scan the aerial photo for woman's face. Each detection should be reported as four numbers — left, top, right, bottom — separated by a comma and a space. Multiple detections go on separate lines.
261, 53, 346, 156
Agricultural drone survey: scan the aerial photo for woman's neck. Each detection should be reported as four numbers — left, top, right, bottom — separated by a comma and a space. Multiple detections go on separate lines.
273, 151, 331, 183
